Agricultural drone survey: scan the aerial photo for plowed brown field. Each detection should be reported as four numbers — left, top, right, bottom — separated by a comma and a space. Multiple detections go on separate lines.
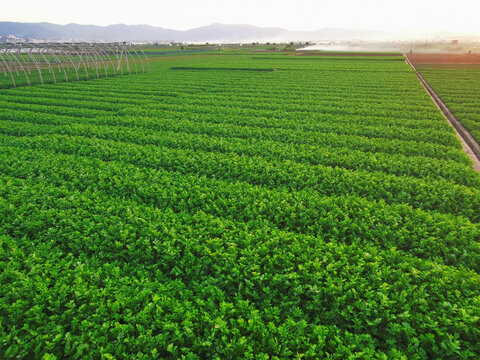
407, 52, 480, 64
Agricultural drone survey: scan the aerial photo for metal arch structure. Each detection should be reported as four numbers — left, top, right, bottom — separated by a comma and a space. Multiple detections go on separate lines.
0, 45, 30, 86
18, 43, 44, 83
0, 42, 149, 88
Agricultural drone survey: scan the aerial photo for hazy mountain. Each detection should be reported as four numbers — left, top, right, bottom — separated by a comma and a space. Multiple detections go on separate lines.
0, 21, 386, 42
183, 23, 290, 42
0, 22, 180, 41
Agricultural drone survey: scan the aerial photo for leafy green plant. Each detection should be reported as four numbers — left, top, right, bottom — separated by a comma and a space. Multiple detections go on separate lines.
1, 54, 479, 359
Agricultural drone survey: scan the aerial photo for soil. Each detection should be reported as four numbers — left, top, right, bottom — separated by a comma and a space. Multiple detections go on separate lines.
407, 52, 480, 65
293, 52, 400, 57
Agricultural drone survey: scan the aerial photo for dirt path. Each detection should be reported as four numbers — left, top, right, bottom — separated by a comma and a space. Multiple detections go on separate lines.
404, 54, 480, 172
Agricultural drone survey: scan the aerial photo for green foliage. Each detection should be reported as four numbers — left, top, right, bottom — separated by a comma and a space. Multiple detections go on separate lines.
1, 54, 480, 358
417, 65, 480, 144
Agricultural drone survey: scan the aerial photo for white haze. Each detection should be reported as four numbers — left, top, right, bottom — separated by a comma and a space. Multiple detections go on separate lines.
3, 0, 480, 37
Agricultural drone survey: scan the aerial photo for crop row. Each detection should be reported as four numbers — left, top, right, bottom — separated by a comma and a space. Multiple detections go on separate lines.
417, 66, 480, 144
0, 101, 458, 148
0, 85, 441, 118
0, 89, 452, 132
0, 119, 476, 188
1, 131, 479, 223
0, 108, 467, 165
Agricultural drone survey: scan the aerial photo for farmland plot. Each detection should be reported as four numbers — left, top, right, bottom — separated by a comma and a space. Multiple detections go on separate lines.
416, 64, 480, 144
1, 54, 480, 359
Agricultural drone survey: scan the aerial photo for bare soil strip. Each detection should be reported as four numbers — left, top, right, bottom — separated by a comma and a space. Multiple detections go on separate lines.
405, 54, 480, 172
293, 52, 401, 57
407, 53, 480, 65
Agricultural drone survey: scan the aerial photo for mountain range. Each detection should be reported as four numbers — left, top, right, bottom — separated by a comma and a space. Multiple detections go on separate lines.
0, 22, 386, 42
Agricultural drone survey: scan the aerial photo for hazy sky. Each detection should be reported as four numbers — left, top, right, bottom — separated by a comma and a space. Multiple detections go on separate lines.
3, 0, 480, 34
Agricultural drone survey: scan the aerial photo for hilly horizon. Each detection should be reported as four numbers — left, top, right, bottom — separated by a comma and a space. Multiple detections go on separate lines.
0, 21, 388, 42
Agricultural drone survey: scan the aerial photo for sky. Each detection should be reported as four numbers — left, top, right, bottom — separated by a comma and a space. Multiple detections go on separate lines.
2, 0, 480, 35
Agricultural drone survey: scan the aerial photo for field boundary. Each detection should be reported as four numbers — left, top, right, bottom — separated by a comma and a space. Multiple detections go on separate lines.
404, 54, 480, 172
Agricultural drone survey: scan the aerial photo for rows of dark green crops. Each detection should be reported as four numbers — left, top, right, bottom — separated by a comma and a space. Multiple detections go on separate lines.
417, 64, 480, 144
1, 54, 480, 359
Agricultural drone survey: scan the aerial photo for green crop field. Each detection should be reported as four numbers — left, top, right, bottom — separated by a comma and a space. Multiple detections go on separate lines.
1, 53, 480, 359
417, 64, 480, 144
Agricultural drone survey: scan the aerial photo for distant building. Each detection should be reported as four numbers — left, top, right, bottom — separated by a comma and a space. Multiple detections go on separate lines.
27, 37, 43, 43
5, 34, 23, 43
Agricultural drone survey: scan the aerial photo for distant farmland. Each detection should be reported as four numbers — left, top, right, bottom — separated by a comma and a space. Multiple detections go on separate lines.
1, 51, 480, 359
